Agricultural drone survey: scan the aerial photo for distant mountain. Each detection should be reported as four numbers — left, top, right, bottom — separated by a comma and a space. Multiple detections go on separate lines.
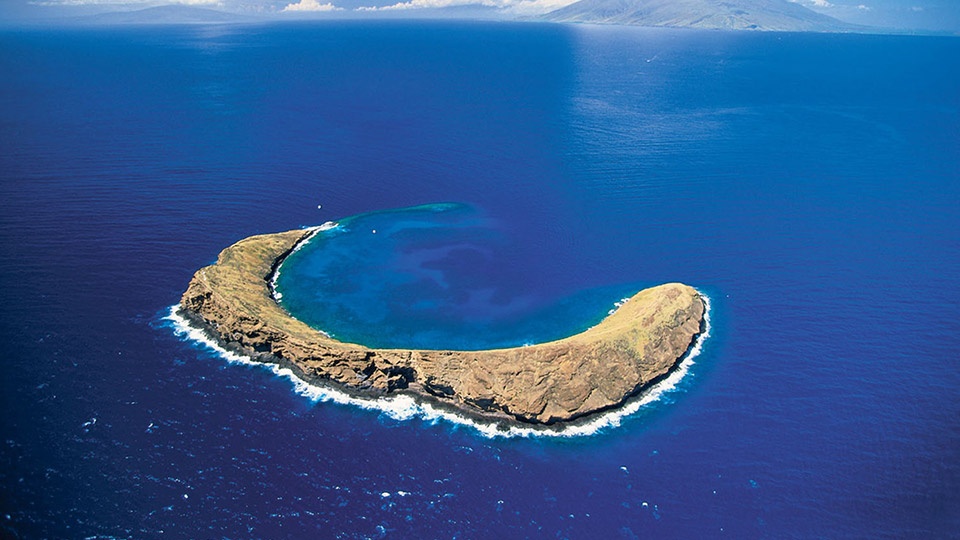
75, 5, 251, 25
542, 0, 854, 32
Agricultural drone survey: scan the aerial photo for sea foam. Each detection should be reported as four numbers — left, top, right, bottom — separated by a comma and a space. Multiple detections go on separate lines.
269, 224, 331, 303
164, 292, 711, 439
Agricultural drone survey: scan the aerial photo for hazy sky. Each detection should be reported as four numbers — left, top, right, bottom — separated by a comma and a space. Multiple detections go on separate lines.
1, 0, 959, 32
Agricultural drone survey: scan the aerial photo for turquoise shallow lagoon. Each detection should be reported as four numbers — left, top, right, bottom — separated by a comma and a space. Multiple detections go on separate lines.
276, 203, 639, 350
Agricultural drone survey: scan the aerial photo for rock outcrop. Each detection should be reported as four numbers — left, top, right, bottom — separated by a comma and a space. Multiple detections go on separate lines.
179, 228, 705, 425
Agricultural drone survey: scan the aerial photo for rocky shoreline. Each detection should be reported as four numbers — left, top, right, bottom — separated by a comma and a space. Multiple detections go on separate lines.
179, 228, 705, 425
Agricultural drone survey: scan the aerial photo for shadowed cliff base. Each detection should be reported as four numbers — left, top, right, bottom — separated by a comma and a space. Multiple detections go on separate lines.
179, 227, 705, 425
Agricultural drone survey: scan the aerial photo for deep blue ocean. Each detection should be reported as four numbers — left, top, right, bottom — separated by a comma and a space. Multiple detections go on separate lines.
1, 21, 958, 538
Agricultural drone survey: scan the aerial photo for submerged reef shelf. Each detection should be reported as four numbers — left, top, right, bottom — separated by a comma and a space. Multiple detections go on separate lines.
179, 227, 705, 425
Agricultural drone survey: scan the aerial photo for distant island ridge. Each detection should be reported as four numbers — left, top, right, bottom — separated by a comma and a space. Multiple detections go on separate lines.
18, 0, 919, 35
178, 226, 706, 425
541, 0, 855, 32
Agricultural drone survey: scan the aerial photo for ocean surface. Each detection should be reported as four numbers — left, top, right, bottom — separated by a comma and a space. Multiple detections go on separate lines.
1, 21, 958, 538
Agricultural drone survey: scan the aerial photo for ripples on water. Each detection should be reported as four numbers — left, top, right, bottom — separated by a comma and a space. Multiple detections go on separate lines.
1, 22, 958, 538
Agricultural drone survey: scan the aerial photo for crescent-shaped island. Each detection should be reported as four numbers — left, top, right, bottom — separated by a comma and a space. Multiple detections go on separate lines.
178, 227, 706, 425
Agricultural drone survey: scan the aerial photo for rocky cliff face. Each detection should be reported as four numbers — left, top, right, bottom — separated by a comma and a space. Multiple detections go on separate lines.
180, 229, 705, 425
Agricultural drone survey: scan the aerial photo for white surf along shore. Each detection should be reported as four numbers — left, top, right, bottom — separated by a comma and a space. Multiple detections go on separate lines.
165, 289, 712, 439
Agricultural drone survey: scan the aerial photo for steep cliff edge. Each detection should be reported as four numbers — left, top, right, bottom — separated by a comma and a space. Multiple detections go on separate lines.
179, 228, 705, 424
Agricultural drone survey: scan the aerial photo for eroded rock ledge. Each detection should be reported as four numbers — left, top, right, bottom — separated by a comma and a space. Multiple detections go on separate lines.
179, 228, 705, 425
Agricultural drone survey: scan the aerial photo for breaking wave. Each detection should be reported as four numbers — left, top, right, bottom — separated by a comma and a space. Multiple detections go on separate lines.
164, 292, 712, 439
